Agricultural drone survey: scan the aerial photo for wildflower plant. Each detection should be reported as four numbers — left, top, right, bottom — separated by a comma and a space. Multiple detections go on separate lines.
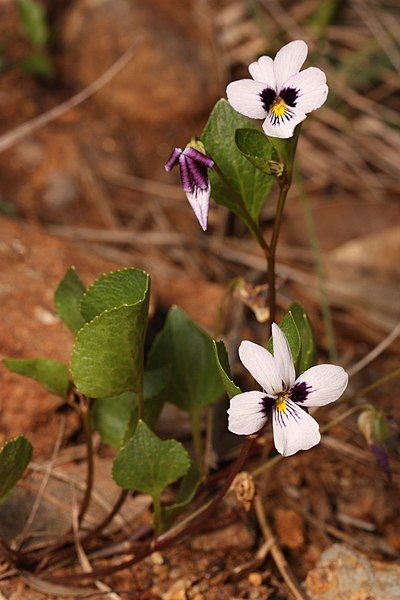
0, 39, 393, 584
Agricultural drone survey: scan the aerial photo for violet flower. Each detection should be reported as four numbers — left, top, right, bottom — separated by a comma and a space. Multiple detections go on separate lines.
165, 145, 214, 231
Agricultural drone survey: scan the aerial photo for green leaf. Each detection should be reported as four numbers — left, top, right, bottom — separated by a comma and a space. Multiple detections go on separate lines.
147, 307, 224, 412
267, 312, 301, 367
268, 125, 301, 179
289, 302, 316, 373
160, 462, 203, 533
80, 268, 149, 322
202, 99, 274, 223
91, 368, 168, 448
54, 267, 86, 334
3, 358, 70, 398
235, 128, 274, 175
71, 268, 150, 398
19, 51, 54, 78
112, 420, 190, 495
213, 340, 241, 399
16, 0, 49, 47
0, 436, 33, 503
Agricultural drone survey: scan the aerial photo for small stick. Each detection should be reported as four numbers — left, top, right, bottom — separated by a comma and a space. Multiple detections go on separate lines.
254, 494, 308, 600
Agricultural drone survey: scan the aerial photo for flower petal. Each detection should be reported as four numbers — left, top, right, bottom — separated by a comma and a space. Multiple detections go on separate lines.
186, 156, 208, 190
227, 391, 269, 435
239, 340, 282, 395
283, 67, 328, 113
165, 147, 182, 171
178, 155, 193, 193
248, 56, 276, 88
271, 323, 295, 388
272, 400, 321, 456
262, 108, 306, 139
226, 79, 268, 119
274, 40, 308, 92
185, 183, 210, 231
183, 146, 214, 168
294, 364, 348, 407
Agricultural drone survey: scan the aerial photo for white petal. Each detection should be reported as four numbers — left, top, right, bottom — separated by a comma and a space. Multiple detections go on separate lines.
262, 108, 306, 139
227, 391, 269, 435
284, 67, 328, 113
226, 80, 268, 119
248, 56, 276, 88
239, 341, 282, 395
294, 364, 348, 407
271, 323, 295, 388
274, 40, 308, 91
272, 401, 321, 457
186, 183, 210, 231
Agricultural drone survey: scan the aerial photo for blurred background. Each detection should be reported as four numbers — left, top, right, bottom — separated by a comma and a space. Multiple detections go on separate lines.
0, 0, 399, 598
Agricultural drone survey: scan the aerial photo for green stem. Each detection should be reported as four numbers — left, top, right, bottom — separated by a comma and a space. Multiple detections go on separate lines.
295, 166, 337, 361
212, 162, 270, 258
190, 408, 204, 473
152, 493, 162, 536
267, 182, 290, 334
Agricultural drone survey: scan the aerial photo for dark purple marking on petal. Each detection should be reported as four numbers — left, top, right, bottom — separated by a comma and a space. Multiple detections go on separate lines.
290, 381, 311, 404
165, 147, 182, 171
261, 395, 276, 418
186, 157, 209, 190
183, 146, 214, 168
260, 87, 276, 112
178, 155, 194, 193
280, 87, 299, 107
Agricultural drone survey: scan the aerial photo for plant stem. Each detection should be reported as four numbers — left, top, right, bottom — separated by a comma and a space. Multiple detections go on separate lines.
46, 436, 255, 583
190, 408, 204, 473
212, 162, 270, 257
152, 494, 162, 536
77, 401, 94, 527
267, 182, 290, 333
295, 166, 337, 361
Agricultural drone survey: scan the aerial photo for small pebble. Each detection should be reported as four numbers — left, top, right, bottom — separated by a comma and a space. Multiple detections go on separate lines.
248, 572, 263, 586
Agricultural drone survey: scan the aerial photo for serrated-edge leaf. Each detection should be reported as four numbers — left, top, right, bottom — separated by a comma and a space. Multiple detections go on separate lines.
71, 301, 149, 398
212, 340, 241, 399
0, 435, 33, 503
54, 267, 86, 334
80, 267, 149, 322
3, 357, 70, 398
112, 420, 190, 495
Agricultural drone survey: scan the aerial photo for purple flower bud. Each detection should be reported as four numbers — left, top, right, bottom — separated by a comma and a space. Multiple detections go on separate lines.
178, 155, 193, 193
183, 146, 214, 168
370, 443, 392, 481
165, 147, 182, 171
186, 157, 208, 190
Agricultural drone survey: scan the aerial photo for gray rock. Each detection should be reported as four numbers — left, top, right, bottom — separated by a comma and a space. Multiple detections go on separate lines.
304, 543, 400, 600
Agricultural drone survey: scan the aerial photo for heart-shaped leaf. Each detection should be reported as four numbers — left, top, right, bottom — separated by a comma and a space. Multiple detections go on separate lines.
71, 269, 150, 398
235, 128, 274, 175
0, 436, 33, 503
213, 340, 241, 399
54, 267, 86, 334
147, 307, 224, 412
3, 358, 70, 398
112, 420, 190, 496
202, 99, 274, 224
91, 367, 168, 448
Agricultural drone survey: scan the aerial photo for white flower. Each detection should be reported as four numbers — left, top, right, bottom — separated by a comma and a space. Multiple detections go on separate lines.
226, 40, 328, 139
227, 323, 348, 456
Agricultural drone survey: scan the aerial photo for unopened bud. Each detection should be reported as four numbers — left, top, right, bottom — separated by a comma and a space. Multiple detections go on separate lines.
231, 471, 256, 511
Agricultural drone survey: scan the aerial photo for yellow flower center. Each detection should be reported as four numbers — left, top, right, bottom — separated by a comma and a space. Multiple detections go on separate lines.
271, 97, 287, 117
275, 391, 291, 412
